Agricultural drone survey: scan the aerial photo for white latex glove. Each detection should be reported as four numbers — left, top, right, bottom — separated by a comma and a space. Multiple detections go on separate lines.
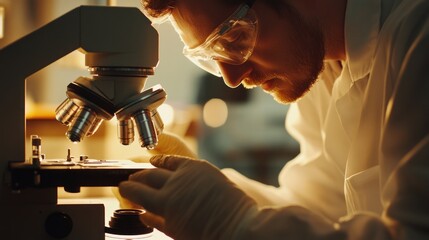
119, 154, 258, 240
148, 132, 197, 158
113, 132, 196, 208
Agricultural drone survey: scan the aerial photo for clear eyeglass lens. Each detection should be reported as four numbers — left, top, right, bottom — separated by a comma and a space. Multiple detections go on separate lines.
186, 57, 221, 76
213, 22, 257, 61
183, 6, 258, 76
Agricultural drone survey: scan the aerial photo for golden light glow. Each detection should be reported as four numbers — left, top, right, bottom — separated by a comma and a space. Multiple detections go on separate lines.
0, 6, 4, 39
158, 103, 174, 126
203, 98, 228, 128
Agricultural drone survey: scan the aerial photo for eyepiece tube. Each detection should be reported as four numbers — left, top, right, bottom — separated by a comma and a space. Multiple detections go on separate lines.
117, 118, 135, 145
55, 99, 79, 126
66, 107, 97, 142
133, 109, 158, 149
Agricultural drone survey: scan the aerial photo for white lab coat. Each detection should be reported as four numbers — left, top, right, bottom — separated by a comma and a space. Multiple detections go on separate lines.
222, 0, 429, 238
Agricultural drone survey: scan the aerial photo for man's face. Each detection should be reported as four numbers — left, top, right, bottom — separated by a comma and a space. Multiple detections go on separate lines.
171, 0, 325, 103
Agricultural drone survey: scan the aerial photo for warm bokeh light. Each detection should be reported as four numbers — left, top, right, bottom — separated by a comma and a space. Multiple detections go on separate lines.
203, 98, 228, 128
0, 6, 4, 39
158, 103, 175, 126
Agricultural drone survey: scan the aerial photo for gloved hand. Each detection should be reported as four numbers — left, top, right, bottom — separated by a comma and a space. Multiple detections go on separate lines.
148, 132, 197, 158
119, 155, 258, 240
112, 132, 196, 208
129, 132, 197, 161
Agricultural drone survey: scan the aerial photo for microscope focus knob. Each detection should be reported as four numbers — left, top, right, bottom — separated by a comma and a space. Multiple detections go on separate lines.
45, 212, 73, 239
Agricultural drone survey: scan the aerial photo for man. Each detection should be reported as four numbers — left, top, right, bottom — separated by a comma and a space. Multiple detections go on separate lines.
118, 0, 429, 239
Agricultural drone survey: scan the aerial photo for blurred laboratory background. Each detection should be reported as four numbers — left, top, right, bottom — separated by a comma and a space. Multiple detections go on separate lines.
0, 0, 298, 188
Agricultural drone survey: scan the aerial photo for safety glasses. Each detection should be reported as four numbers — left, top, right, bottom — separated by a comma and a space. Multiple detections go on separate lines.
183, 1, 258, 76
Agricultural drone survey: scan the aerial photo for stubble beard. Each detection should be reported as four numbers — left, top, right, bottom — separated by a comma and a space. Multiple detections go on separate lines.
244, 5, 325, 104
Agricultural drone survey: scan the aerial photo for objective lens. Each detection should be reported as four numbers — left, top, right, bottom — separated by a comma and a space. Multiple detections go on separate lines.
66, 107, 97, 142
151, 109, 164, 135
86, 117, 103, 137
132, 110, 157, 149
55, 99, 79, 126
118, 118, 135, 145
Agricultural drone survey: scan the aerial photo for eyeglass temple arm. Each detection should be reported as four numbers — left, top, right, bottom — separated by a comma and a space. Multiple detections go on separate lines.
245, 0, 256, 7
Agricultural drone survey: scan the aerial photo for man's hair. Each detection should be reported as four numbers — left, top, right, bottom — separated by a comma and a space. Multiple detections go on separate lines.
141, 0, 243, 19
141, 0, 175, 20
141, 0, 285, 20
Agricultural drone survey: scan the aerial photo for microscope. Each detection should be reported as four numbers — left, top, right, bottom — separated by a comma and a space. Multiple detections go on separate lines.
0, 5, 165, 239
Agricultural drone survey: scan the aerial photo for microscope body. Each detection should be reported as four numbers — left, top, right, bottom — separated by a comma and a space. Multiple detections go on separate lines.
0, 6, 164, 239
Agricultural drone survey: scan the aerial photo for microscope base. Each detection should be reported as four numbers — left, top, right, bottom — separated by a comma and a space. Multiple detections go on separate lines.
3, 203, 105, 239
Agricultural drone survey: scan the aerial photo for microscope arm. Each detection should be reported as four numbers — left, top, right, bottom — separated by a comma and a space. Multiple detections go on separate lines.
0, 6, 162, 239
0, 6, 158, 163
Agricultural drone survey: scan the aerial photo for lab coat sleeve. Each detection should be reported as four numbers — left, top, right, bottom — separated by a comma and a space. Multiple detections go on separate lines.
232, 3, 429, 239
380, 6, 429, 239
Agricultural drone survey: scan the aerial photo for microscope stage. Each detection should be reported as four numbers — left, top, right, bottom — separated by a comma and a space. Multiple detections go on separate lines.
9, 160, 153, 190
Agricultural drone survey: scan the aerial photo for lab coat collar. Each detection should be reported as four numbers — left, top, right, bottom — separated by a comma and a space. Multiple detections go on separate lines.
344, 0, 381, 82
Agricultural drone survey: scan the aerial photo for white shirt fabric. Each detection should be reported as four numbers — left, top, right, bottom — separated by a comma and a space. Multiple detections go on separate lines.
222, 0, 429, 238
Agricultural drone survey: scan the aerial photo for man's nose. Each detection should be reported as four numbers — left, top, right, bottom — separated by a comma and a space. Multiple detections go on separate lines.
217, 62, 249, 88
